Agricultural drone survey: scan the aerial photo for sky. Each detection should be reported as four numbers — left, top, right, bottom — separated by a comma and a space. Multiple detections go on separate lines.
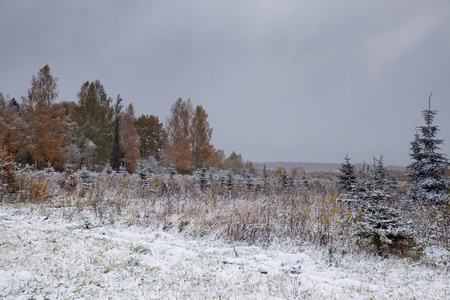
1, 0, 449, 166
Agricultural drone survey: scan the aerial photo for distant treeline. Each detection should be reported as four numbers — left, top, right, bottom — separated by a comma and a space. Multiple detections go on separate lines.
0, 65, 253, 173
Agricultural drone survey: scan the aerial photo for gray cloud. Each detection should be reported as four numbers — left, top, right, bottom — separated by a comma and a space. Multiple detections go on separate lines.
1, 0, 449, 166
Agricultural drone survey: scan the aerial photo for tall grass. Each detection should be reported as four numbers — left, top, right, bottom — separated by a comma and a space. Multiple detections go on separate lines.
4, 167, 449, 257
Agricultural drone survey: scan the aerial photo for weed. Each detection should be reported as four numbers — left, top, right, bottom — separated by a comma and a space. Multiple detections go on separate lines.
131, 245, 151, 255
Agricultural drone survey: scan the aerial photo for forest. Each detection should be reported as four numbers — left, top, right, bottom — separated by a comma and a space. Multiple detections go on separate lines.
0, 65, 251, 175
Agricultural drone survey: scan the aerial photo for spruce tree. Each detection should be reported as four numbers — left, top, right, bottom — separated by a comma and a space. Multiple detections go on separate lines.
338, 154, 357, 191
241, 168, 252, 190
197, 164, 210, 191
407, 95, 449, 203
341, 156, 414, 252
137, 163, 148, 183
75, 80, 114, 169
262, 163, 268, 180
225, 171, 235, 189
135, 114, 164, 161
110, 95, 124, 170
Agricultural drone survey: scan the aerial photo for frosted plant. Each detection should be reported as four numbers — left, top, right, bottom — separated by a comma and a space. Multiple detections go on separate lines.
338, 154, 357, 191
407, 95, 449, 204
225, 171, 234, 189
340, 156, 414, 253
137, 164, 148, 183
103, 164, 114, 176
78, 166, 94, 196
196, 164, 210, 191
355, 202, 414, 250
241, 168, 253, 190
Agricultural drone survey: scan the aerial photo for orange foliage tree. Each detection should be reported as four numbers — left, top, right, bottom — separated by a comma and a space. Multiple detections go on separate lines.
164, 98, 193, 172
190, 105, 213, 169
0, 94, 29, 163
209, 148, 226, 169
118, 103, 140, 173
21, 65, 73, 170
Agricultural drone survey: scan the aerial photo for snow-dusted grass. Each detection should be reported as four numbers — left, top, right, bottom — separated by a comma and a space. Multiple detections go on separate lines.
1, 203, 448, 299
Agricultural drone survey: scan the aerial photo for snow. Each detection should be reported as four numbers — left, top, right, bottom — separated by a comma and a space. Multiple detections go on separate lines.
0, 204, 449, 299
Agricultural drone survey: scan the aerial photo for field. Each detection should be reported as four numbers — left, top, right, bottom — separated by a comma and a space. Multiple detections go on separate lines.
0, 169, 449, 299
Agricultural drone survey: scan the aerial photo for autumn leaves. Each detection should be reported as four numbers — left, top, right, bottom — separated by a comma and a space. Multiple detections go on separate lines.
0, 65, 235, 174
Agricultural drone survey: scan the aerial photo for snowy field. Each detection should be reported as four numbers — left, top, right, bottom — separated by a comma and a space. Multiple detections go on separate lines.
0, 203, 448, 299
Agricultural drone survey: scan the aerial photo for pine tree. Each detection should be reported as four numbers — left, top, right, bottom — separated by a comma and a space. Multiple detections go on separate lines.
338, 154, 357, 191
225, 171, 235, 189
197, 164, 210, 191
262, 163, 269, 180
241, 168, 253, 190
135, 114, 165, 161
78, 166, 94, 197
407, 95, 449, 203
137, 163, 148, 183
74, 80, 114, 169
110, 95, 124, 170
341, 156, 414, 252
8, 98, 20, 109
355, 204, 414, 251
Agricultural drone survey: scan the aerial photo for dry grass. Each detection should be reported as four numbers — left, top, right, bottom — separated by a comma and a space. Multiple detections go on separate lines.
4, 168, 449, 257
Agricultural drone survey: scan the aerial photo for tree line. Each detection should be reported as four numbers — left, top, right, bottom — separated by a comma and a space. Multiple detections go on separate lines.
0, 65, 251, 173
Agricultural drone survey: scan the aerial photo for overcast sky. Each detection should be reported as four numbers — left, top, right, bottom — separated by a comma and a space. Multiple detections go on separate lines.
1, 0, 449, 166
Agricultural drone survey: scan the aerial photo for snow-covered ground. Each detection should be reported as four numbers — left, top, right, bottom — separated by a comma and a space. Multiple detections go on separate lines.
0, 203, 448, 299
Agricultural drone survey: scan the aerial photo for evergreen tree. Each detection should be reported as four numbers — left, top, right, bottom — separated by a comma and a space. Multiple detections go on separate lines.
338, 154, 356, 191
225, 171, 235, 189
8, 98, 20, 109
407, 95, 449, 203
355, 204, 414, 251
110, 95, 124, 170
78, 166, 94, 197
74, 80, 114, 170
241, 168, 253, 190
262, 163, 269, 180
340, 156, 413, 252
196, 164, 210, 191
135, 114, 165, 161
137, 163, 148, 183
103, 164, 114, 176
